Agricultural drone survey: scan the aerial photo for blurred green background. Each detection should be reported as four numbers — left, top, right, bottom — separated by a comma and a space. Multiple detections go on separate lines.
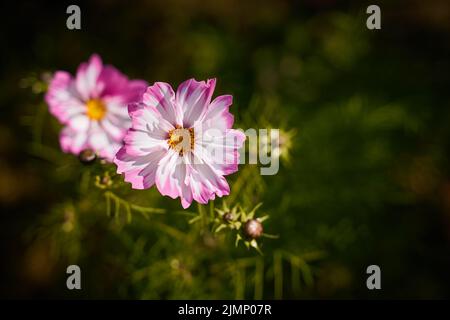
1, 0, 450, 299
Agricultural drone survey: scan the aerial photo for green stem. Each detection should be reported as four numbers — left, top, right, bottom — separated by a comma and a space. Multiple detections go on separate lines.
197, 203, 208, 231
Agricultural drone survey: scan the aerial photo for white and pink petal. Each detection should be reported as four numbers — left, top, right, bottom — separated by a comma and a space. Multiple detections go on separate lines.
97, 65, 147, 102
200, 94, 235, 131
59, 126, 89, 155
45, 71, 85, 124
176, 78, 216, 127
155, 150, 185, 199
128, 102, 174, 135
143, 82, 182, 126
114, 147, 167, 189
123, 129, 168, 156
75, 54, 103, 100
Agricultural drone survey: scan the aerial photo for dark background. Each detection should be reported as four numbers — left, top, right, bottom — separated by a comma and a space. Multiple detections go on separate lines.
0, 0, 449, 299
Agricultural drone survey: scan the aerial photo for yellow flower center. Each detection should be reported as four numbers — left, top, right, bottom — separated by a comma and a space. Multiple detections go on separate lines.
168, 125, 194, 156
86, 99, 107, 121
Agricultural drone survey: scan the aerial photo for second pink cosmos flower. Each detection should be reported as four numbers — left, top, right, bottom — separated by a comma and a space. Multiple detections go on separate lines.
45, 54, 147, 161
114, 79, 246, 208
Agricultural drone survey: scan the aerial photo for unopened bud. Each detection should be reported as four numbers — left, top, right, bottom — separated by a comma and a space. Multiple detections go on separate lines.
223, 212, 235, 223
243, 219, 263, 239
79, 149, 96, 164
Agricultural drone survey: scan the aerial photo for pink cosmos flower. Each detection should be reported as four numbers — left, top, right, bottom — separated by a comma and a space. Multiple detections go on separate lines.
45, 54, 147, 161
114, 79, 246, 208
